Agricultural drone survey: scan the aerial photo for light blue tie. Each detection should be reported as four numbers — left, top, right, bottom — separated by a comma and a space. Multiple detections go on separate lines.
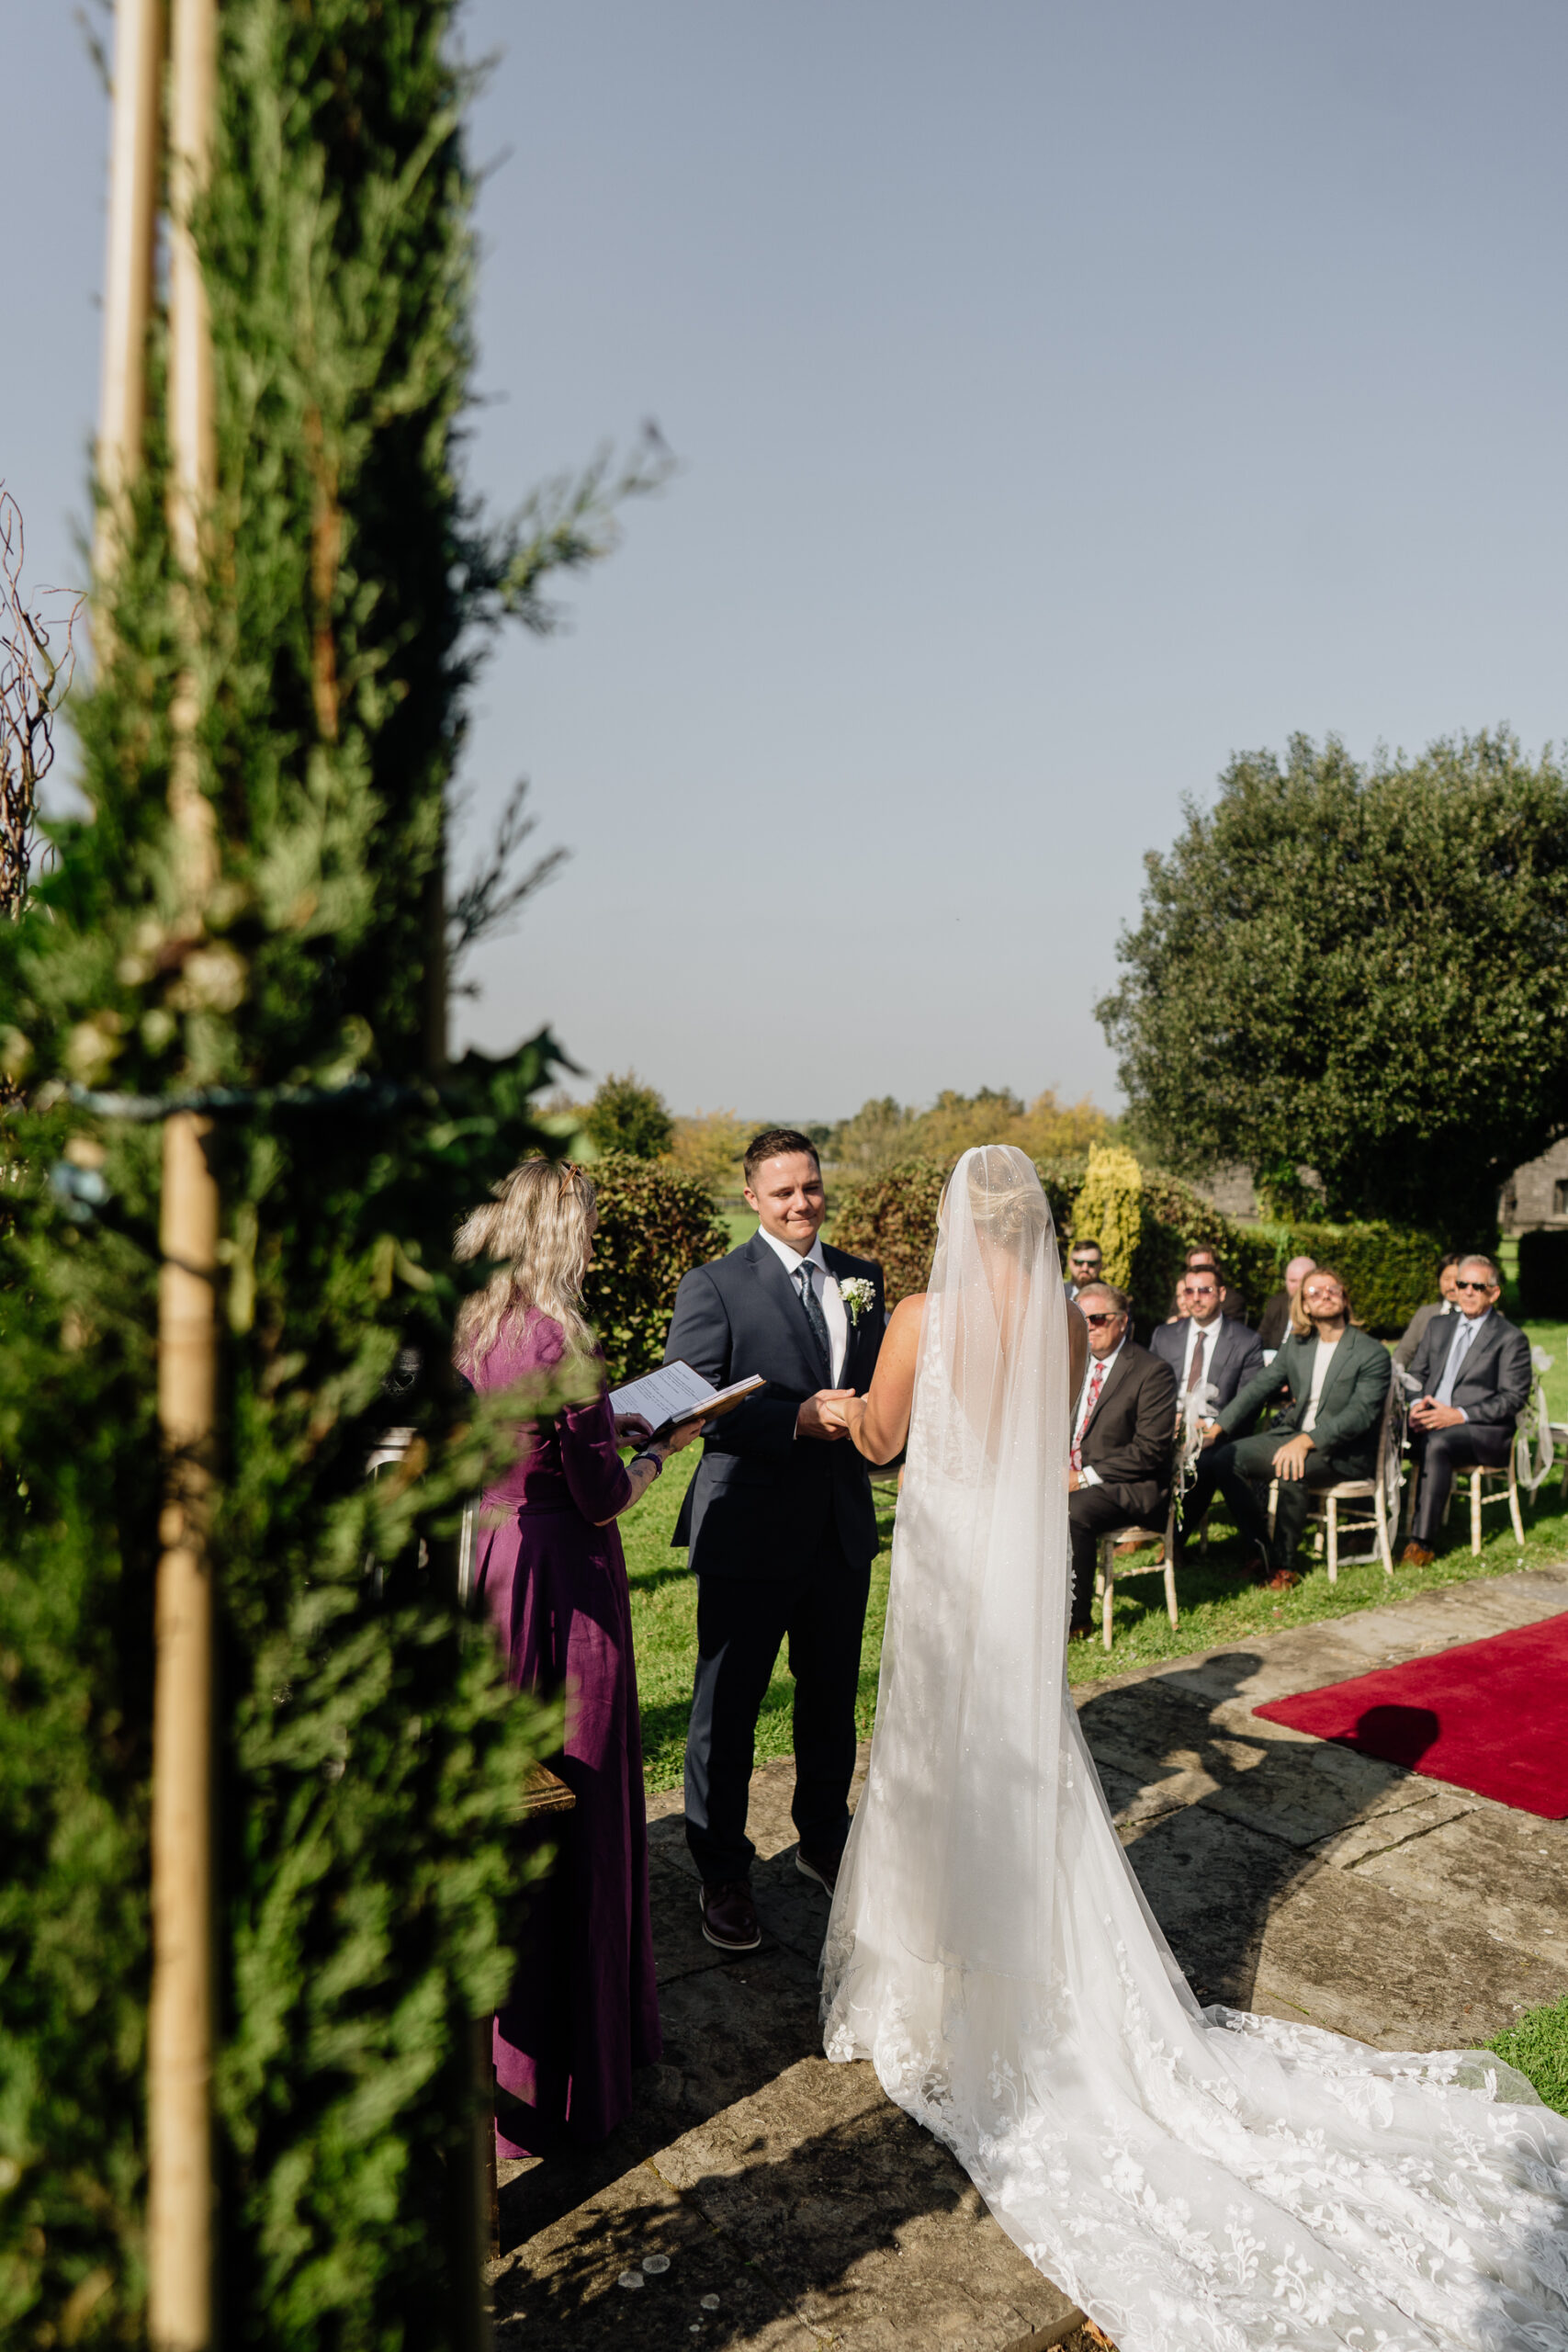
1436, 1318, 1478, 1408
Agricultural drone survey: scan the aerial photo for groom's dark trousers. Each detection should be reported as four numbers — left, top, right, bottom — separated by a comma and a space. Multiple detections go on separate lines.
664, 1231, 886, 1887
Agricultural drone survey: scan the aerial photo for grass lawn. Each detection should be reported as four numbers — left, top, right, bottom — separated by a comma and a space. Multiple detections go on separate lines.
1491, 1993, 1568, 2117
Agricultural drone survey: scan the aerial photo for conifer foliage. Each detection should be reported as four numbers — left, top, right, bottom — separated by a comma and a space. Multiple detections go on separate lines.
0, 6, 624, 2341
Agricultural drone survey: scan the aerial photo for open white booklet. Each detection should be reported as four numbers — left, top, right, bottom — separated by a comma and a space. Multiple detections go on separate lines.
607, 1358, 765, 1441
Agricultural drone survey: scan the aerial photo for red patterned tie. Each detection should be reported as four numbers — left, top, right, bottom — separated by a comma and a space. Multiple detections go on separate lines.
1072, 1360, 1107, 1471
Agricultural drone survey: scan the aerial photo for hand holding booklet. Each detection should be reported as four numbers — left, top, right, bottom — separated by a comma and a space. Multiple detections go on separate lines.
607, 1359, 766, 1441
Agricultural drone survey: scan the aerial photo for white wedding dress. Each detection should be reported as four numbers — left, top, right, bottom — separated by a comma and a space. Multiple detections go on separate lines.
822, 1148, 1568, 2352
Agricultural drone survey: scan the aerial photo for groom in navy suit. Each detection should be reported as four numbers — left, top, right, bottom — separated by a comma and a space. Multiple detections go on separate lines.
663, 1129, 887, 1952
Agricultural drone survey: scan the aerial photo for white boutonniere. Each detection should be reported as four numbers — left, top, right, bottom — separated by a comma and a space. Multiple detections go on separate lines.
838, 1276, 876, 1328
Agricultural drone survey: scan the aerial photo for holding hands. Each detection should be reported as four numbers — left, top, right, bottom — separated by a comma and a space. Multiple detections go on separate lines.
799, 1387, 859, 1441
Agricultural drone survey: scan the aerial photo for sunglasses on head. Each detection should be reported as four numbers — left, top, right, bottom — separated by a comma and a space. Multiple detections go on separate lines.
1083, 1309, 1118, 1327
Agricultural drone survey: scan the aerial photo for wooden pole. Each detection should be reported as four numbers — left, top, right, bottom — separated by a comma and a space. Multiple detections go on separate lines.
95, 0, 164, 587
148, 4, 220, 2347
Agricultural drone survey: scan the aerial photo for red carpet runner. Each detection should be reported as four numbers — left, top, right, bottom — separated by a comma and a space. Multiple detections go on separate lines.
1254, 1610, 1568, 1818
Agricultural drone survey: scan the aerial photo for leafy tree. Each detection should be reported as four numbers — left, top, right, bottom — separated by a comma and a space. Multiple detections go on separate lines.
667, 1108, 753, 1197
585, 1069, 674, 1159
1097, 730, 1568, 1237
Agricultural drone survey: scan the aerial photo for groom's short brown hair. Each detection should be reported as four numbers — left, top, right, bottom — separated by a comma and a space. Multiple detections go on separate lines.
743, 1127, 820, 1184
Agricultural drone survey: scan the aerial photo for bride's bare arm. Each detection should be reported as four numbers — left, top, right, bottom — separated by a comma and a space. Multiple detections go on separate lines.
830, 1294, 923, 1463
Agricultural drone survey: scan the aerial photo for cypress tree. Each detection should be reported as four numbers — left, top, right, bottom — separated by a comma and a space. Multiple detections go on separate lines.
0, 6, 652, 2339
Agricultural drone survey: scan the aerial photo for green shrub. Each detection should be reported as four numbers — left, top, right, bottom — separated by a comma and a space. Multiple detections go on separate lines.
583, 1153, 729, 1380
1127, 1169, 1238, 1331
829, 1159, 951, 1306
1227, 1221, 1445, 1334
1071, 1145, 1145, 1289
1518, 1231, 1568, 1319
585, 1071, 674, 1159
832, 1156, 1440, 1338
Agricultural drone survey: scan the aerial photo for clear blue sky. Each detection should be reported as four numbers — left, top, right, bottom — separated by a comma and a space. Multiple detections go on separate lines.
6, 3, 1566, 1121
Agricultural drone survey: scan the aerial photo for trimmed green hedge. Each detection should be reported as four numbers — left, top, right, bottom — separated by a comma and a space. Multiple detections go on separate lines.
831, 1158, 1445, 1335
582, 1152, 730, 1381
1219, 1221, 1446, 1336
828, 1159, 950, 1306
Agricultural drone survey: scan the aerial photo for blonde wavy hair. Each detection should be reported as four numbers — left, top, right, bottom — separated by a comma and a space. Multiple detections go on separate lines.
453, 1158, 597, 1378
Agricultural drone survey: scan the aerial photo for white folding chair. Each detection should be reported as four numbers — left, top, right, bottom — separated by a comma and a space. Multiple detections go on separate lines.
1094, 1432, 1181, 1650
1268, 1382, 1405, 1582
1444, 1404, 1529, 1555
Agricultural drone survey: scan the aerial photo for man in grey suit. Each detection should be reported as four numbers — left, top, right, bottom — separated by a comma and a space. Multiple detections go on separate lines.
1400, 1253, 1531, 1565
1393, 1254, 1464, 1370
1150, 1268, 1265, 1550
1200, 1266, 1392, 1586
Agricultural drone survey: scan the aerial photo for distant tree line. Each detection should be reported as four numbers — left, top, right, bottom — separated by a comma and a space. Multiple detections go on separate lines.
549, 1075, 1112, 1197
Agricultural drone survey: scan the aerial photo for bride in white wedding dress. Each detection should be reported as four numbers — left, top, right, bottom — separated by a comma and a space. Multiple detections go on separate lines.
819, 1146, 1568, 2352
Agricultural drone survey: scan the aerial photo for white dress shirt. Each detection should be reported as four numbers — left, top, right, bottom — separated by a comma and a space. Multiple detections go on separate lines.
760, 1226, 848, 1385
1073, 1336, 1126, 1488
1435, 1307, 1491, 1418
1180, 1314, 1222, 1394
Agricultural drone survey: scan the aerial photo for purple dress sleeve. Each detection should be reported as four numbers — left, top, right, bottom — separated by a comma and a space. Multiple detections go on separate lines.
558, 1389, 634, 1524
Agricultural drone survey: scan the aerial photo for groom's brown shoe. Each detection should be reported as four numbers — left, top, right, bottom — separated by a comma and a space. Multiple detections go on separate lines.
795, 1845, 841, 1895
699, 1880, 761, 1952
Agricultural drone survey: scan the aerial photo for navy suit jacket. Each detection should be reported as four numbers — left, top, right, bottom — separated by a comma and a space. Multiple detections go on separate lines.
663, 1233, 887, 1579
1149, 1314, 1266, 1418
1406, 1309, 1531, 1429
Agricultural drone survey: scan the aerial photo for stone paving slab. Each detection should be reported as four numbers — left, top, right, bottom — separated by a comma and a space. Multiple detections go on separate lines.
495, 1566, 1568, 2349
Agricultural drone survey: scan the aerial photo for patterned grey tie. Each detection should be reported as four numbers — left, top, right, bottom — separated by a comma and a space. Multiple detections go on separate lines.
795, 1261, 832, 1374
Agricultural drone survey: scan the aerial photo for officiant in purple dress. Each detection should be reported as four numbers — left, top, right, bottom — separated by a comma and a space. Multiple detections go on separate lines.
454, 1158, 701, 2156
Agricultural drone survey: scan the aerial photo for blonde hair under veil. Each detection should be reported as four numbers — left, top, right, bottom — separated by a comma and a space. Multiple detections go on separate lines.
826, 1144, 1073, 2003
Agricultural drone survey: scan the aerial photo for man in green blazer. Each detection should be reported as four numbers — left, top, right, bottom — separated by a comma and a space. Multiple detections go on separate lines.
1199, 1266, 1392, 1586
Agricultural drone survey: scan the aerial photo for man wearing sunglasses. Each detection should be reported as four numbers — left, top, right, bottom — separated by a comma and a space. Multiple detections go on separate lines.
1066, 1239, 1103, 1300
1066, 1283, 1178, 1635
1150, 1270, 1265, 1549
1399, 1255, 1531, 1566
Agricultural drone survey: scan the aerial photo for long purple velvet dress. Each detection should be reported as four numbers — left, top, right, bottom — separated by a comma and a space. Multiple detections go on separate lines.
471, 1308, 660, 2155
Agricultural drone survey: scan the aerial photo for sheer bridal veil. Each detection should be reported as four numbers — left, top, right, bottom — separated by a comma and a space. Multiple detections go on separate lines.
823, 1147, 1568, 2352
834, 1141, 1073, 1984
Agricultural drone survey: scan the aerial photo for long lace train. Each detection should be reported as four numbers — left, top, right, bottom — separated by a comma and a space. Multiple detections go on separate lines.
821, 1147, 1568, 2352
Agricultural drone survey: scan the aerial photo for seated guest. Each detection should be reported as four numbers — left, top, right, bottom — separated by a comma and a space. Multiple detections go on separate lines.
1066, 1238, 1103, 1299
1399, 1255, 1531, 1566
1199, 1266, 1392, 1589
1393, 1253, 1465, 1370
1066, 1283, 1178, 1637
1186, 1245, 1247, 1320
1258, 1256, 1316, 1351
1150, 1268, 1265, 1544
